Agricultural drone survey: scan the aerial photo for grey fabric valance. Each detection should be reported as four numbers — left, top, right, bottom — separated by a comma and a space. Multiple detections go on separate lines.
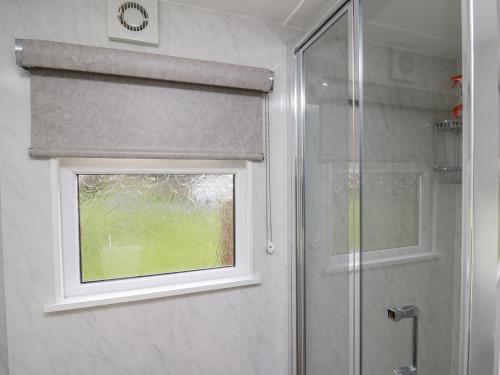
16, 39, 273, 161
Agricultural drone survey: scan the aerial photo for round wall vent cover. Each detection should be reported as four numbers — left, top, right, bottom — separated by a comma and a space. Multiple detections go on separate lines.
118, 2, 149, 32
391, 48, 417, 82
108, 0, 158, 45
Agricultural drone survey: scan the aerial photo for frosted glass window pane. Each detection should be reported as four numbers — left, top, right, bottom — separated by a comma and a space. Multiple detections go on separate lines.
362, 173, 420, 251
77, 174, 235, 282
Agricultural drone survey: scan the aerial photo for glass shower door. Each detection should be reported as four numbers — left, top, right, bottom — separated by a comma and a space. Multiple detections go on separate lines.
299, 4, 354, 375
360, 1, 463, 375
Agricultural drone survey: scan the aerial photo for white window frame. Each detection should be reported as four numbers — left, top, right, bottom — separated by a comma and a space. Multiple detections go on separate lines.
325, 162, 438, 274
46, 158, 259, 312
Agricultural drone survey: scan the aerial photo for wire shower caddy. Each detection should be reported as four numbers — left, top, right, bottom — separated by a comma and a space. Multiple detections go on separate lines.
434, 118, 462, 185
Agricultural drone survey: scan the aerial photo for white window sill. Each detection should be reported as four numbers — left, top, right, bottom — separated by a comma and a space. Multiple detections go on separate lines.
323, 251, 441, 275
44, 275, 261, 313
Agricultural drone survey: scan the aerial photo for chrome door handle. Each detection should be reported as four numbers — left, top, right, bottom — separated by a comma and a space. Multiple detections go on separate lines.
387, 305, 419, 375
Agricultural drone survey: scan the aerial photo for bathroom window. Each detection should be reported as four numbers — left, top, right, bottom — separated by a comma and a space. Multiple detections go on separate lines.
325, 163, 433, 272
77, 173, 235, 283
52, 159, 255, 304
361, 172, 421, 252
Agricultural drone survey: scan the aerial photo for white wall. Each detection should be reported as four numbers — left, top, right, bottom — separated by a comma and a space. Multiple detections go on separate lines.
0, 183, 8, 375
0, 1, 298, 374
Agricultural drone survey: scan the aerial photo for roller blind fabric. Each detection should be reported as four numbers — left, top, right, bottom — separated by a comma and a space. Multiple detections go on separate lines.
16, 39, 273, 160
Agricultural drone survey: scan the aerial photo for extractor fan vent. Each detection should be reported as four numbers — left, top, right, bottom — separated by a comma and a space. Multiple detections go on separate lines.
108, 0, 158, 46
117, 2, 149, 32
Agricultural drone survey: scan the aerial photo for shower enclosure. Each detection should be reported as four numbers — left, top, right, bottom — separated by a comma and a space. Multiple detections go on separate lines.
294, 1, 498, 374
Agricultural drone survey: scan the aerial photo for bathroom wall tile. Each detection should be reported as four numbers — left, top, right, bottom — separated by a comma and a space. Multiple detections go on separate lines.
167, 2, 239, 64
174, 290, 242, 375
0, 189, 7, 375
235, 16, 297, 69
0, 0, 24, 38
14, 0, 90, 44
236, 58, 292, 375
0, 3, 297, 375
93, 301, 176, 375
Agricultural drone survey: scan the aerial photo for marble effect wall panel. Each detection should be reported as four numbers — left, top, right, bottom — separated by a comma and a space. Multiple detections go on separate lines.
0, 1, 298, 374
0, 184, 8, 374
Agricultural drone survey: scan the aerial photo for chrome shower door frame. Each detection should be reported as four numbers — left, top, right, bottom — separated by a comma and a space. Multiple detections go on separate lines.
459, 0, 498, 374
294, 1, 363, 375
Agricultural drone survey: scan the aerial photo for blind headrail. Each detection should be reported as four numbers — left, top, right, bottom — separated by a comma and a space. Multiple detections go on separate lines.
15, 38, 274, 93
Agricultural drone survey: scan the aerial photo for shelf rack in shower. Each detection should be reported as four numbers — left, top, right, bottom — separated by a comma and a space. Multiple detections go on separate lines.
434, 119, 462, 131
434, 119, 462, 184
434, 166, 462, 184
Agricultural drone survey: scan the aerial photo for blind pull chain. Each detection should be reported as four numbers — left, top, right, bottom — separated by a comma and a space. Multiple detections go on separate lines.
265, 94, 274, 254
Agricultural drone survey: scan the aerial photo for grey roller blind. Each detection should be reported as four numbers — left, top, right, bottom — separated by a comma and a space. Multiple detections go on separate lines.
16, 39, 274, 161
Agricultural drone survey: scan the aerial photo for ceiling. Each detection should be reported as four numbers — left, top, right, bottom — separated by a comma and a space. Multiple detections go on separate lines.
363, 0, 461, 57
168, 0, 461, 57
167, 0, 331, 29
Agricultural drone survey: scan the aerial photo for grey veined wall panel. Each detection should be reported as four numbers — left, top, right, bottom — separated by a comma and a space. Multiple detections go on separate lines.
16, 39, 274, 92
0, 2, 296, 374
29, 69, 265, 160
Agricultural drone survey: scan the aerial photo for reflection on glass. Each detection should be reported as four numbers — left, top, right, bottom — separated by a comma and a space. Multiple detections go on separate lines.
78, 174, 234, 282
303, 10, 351, 375
362, 1, 462, 375
362, 173, 420, 251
